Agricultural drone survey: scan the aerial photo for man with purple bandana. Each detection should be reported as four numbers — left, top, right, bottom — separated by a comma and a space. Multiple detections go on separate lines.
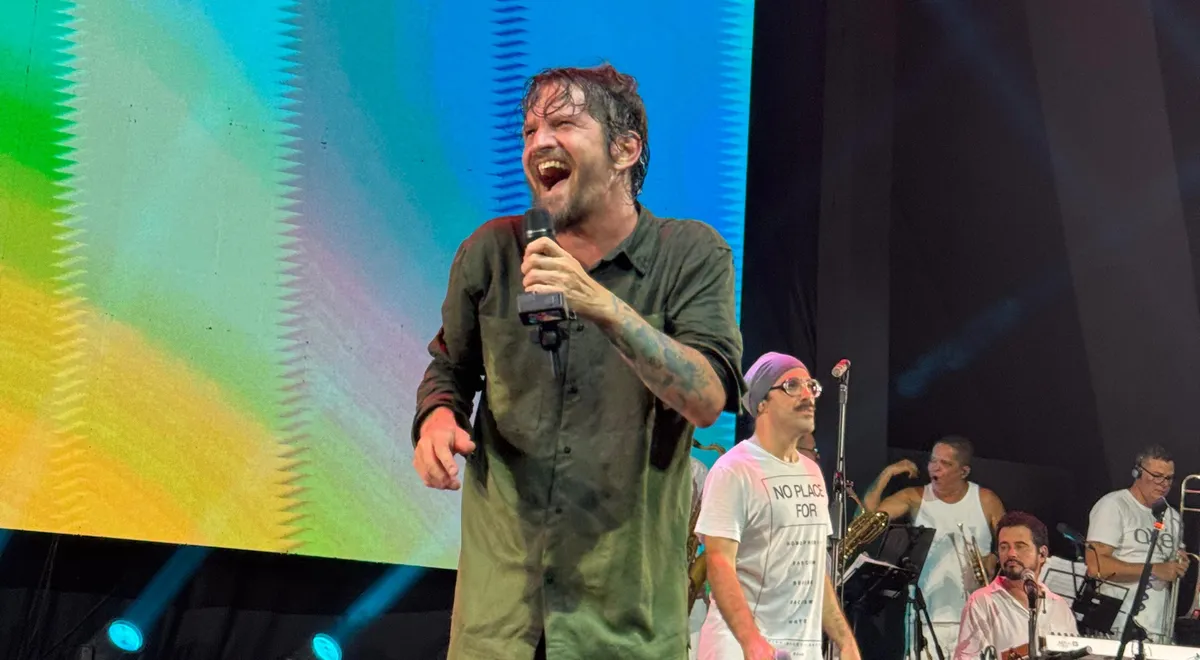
696, 352, 861, 660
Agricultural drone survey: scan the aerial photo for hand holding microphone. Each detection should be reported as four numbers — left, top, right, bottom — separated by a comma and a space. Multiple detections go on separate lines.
519, 208, 612, 324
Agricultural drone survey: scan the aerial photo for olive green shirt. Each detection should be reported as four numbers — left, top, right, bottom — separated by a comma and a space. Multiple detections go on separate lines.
414, 206, 744, 660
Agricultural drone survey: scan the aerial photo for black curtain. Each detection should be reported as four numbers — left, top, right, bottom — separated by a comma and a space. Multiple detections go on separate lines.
738, 0, 827, 438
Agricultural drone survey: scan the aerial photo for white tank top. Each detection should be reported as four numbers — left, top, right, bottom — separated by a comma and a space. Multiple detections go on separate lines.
912, 482, 992, 624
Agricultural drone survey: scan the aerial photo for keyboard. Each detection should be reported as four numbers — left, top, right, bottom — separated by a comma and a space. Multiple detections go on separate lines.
1043, 634, 1200, 660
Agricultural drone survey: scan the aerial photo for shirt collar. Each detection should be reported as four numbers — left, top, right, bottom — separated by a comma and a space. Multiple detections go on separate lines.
594, 204, 658, 276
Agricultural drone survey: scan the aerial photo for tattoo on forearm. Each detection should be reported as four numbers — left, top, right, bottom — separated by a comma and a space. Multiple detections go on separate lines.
602, 294, 720, 418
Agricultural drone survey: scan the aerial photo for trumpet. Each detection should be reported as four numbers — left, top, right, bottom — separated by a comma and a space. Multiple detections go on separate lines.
960, 522, 990, 592
1165, 473, 1200, 643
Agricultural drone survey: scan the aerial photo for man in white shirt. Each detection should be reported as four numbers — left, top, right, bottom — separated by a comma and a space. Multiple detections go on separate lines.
955, 511, 1079, 660
1085, 445, 1190, 643
695, 352, 861, 660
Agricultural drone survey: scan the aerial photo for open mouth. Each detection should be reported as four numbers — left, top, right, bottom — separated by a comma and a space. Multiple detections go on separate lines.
536, 159, 572, 191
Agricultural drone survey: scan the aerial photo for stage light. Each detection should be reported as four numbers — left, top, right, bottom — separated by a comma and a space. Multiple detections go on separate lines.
106, 619, 144, 652
310, 633, 342, 660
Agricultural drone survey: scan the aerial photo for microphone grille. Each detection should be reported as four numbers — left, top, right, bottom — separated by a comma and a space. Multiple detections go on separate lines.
523, 207, 554, 245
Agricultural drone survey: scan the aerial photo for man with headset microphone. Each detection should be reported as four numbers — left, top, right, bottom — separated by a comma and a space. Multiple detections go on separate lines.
1085, 445, 1190, 643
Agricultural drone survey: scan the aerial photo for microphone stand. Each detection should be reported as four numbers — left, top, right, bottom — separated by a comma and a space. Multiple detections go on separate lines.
825, 365, 851, 660
1027, 582, 1041, 660
912, 584, 946, 660
831, 367, 851, 606
1114, 507, 1167, 660
1064, 538, 1084, 604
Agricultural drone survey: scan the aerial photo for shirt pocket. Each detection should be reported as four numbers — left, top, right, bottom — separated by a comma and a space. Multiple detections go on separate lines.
478, 312, 552, 447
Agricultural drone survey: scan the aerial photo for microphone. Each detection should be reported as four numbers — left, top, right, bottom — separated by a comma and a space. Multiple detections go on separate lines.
523, 206, 554, 247
1056, 522, 1087, 547
1151, 497, 1168, 520
831, 359, 851, 379
1022, 569, 1040, 601
517, 208, 569, 378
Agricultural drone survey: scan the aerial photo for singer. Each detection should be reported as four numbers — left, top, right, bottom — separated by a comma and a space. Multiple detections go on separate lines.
695, 352, 860, 660
410, 63, 745, 660
953, 512, 1078, 660
1084, 445, 1190, 643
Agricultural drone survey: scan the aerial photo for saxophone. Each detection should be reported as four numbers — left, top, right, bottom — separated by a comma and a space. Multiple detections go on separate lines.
839, 489, 890, 568
959, 522, 989, 591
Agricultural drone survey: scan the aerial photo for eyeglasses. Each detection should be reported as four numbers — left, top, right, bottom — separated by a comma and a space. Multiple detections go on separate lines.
768, 377, 823, 399
1139, 464, 1174, 485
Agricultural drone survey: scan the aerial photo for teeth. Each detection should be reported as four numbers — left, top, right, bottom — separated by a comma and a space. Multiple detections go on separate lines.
537, 160, 569, 173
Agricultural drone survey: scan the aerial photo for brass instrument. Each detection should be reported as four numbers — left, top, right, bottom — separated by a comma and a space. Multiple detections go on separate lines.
959, 522, 990, 592
1165, 473, 1200, 643
839, 487, 890, 568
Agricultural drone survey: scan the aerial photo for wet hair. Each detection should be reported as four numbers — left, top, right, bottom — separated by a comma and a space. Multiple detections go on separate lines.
521, 63, 650, 198
934, 435, 974, 467
996, 510, 1049, 551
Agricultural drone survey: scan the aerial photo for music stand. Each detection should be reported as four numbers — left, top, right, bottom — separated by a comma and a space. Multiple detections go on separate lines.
878, 524, 935, 571
842, 555, 917, 616
1072, 577, 1126, 637
842, 525, 939, 660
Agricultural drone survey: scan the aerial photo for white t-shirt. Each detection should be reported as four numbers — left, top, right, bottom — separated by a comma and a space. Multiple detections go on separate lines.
1086, 489, 1184, 641
954, 578, 1079, 660
694, 439, 833, 660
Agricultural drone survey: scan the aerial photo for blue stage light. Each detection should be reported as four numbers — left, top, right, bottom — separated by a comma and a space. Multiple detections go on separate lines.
311, 633, 342, 660
106, 619, 144, 652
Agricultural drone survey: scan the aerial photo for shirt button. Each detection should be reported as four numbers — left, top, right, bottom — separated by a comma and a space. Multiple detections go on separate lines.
566, 384, 579, 394
563, 446, 572, 454
555, 506, 563, 514
545, 573, 555, 585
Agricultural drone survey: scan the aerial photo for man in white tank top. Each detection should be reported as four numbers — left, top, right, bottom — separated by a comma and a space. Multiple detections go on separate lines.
860, 437, 1006, 659
696, 352, 862, 660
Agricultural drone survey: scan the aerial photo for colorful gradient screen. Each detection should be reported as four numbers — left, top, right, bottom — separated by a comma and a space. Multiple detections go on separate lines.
0, 1, 753, 568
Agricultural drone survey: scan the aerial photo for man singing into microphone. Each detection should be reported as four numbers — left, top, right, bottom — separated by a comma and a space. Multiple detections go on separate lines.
954, 511, 1078, 660
695, 352, 861, 660
410, 63, 744, 660
1085, 445, 1190, 643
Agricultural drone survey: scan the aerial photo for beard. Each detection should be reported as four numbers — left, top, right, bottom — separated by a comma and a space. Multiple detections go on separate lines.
528, 162, 607, 231
1001, 560, 1027, 580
